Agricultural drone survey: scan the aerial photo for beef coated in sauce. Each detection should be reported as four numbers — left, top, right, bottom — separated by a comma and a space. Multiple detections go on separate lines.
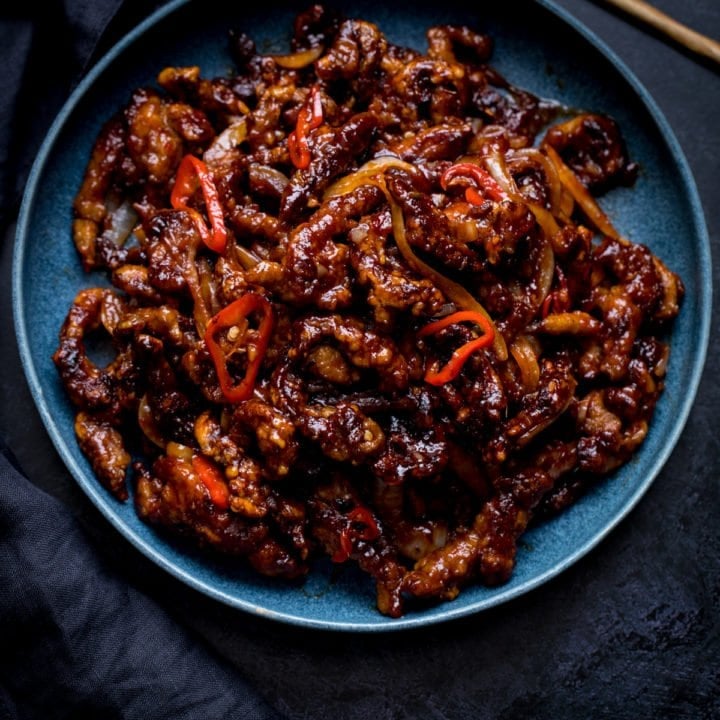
54, 6, 683, 617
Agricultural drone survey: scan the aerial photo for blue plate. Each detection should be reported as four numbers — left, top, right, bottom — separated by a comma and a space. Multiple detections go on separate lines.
13, 0, 711, 631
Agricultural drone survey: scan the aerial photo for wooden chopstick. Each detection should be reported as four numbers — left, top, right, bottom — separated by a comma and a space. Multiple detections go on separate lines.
598, 0, 720, 67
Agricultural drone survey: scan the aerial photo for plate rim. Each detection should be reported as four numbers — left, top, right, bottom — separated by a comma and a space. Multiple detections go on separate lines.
12, 0, 712, 632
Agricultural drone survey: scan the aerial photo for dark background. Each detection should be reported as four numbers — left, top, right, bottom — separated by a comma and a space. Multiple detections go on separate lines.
1, 0, 718, 717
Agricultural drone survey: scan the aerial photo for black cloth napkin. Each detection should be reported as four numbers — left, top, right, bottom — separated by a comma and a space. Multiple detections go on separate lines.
0, 2, 285, 718
0, 0, 169, 226
0, 445, 284, 720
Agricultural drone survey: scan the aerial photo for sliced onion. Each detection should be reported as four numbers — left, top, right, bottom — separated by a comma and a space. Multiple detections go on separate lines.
535, 234, 555, 309
197, 256, 220, 318
483, 149, 561, 239
543, 144, 620, 241
323, 155, 421, 199
138, 394, 165, 449
508, 147, 571, 219
270, 45, 324, 69
203, 118, 248, 165
509, 335, 540, 392
248, 163, 290, 197
482, 149, 519, 196
181, 232, 211, 337
232, 244, 261, 271
101, 198, 138, 246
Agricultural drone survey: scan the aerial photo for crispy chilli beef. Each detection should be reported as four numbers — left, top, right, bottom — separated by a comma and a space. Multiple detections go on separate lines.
54, 8, 683, 617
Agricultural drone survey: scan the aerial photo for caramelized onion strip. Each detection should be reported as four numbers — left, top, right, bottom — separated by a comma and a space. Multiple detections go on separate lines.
543, 144, 621, 241
323, 156, 422, 199
508, 147, 573, 219
270, 45, 324, 69
509, 335, 541, 392
535, 234, 555, 310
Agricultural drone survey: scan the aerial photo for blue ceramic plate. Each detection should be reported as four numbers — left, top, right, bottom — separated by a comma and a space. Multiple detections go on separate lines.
13, 0, 710, 631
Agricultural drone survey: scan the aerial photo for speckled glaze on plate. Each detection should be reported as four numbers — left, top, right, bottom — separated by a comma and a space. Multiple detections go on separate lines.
13, 0, 710, 631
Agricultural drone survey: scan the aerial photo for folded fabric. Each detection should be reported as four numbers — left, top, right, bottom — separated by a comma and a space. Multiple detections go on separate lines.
0, 444, 284, 720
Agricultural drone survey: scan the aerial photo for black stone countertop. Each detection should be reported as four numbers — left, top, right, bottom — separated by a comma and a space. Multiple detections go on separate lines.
1, 1, 718, 717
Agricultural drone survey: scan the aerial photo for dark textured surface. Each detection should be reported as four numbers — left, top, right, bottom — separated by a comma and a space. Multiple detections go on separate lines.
14, 0, 710, 631
1, 0, 718, 717
0, 448, 282, 719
